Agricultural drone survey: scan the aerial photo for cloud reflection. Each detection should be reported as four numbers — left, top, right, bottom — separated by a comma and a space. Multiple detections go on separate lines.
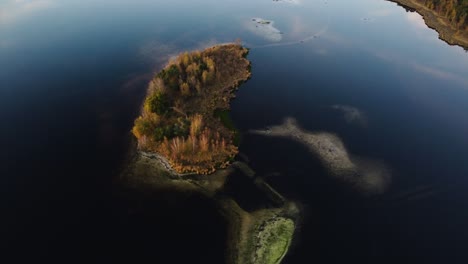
273, 0, 301, 5
331, 105, 368, 127
372, 48, 468, 87
246, 18, 282, 42
0, 39, 14, 48
410, 62, 468, 86
369, 9, 393, 17
0, 0, 54, 25
406, 11, 426, 28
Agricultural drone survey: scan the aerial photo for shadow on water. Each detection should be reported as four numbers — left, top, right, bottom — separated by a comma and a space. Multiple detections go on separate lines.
222, 169, 273, 212
2, 70, 230, 263
107, 186, 228, 263
238, 133, 377, 263
239, 134, 361, 200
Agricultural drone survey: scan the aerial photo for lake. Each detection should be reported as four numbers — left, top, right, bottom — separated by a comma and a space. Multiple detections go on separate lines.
2, 0, 468, 263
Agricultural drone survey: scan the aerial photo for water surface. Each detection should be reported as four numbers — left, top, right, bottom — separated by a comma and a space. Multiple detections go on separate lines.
2, 0, 468, 263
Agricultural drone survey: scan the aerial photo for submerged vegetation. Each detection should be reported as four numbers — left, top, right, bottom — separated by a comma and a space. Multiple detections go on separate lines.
121, 149, 298, 264
132, 44, 251, 174
254, 218, 294, 264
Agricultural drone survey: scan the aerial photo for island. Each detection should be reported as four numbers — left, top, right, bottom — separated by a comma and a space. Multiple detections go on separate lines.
132, 43, 251, 174
120, 43, 299, 264
389, 0, 468, 50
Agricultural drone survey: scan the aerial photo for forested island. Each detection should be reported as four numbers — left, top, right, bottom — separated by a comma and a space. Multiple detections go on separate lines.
389, 0, 468, 49
121, 43, 298, 264
132, 44, 251, 174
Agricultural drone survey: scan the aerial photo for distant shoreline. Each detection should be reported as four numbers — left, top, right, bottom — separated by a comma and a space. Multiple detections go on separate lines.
388, 0, 468, 50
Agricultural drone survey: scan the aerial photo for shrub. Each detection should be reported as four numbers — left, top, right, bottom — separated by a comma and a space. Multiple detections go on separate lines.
132, 117, 154, 139
153, 125, 175, 141
173, 118, 190, 137
180, 82, 191, 96
190, 114, 203, 136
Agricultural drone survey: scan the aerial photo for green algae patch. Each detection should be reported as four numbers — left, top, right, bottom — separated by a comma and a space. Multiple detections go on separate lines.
221, 197, 298, 264
254, 217, 294, 264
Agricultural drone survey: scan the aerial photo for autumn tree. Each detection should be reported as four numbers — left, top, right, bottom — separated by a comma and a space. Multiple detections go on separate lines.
145, 92, 170, 115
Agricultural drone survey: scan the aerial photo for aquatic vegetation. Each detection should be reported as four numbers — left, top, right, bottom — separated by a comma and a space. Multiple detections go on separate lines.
121, 150, 298, 264
221, 198, 298, 264
254, 217, 294, 264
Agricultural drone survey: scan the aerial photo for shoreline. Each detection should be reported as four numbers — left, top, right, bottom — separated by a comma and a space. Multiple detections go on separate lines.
388, 0, 468, 50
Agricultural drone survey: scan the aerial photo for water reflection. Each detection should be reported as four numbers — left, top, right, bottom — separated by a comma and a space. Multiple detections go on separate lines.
406, 11, 426, 28
0, 0, 54, 25
331, 105, 368, 127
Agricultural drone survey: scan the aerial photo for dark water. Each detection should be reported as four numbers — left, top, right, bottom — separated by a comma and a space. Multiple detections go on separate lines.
2, 0, 468, 263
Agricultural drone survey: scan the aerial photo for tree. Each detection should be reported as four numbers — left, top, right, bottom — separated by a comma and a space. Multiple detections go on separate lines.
181, 52, 191, 66
158, 64, 180, 90
180, 82, 191, 96
202, 70, 209, 84
145, 92, 170, 115
132, 117, 154, 139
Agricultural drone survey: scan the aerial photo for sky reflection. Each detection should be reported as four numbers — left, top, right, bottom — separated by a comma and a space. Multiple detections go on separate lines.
0, 0, 54, 25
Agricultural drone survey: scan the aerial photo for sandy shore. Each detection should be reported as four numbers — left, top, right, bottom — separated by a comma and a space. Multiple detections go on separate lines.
388, 0, 468, 50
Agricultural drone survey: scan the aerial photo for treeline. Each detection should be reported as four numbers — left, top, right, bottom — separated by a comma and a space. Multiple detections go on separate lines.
420, 0, 468, 29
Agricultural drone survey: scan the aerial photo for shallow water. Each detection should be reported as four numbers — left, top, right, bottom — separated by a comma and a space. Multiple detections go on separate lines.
2, 0, 468, 263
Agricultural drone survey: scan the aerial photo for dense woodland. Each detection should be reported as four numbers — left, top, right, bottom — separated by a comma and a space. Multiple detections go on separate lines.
419, 0, 468, 29
132, 44, 251, 174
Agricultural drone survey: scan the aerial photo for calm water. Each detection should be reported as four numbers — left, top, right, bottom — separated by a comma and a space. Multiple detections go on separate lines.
2, 0, 468, 263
